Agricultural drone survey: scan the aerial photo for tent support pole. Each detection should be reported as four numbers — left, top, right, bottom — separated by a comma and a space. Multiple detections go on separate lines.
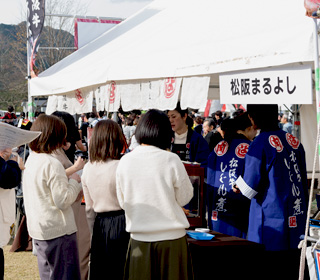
26, 14, 33, 121
299, 17, 320, 280
314, 18, 320, 117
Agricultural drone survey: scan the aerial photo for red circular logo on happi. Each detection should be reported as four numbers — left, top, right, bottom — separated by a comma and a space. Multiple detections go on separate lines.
286, 133, 300, 149
186, 143, 190, 149
164, 78, 176, 99
75, 89, 84, 105
269, 135, 283, 153
235, 143, 249, 159
109, 81, 116, 104
214, 141, 229, 156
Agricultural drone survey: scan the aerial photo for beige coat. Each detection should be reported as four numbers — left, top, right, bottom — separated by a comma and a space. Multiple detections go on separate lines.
0, 188, 15, 248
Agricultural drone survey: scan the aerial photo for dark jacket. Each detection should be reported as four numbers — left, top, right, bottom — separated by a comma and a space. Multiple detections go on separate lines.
189, 129, 210, 168
0, 156, 21, 189
204, 131, 223, 152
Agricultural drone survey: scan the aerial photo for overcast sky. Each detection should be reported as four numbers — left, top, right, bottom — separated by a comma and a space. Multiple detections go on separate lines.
0, 0, 152, 24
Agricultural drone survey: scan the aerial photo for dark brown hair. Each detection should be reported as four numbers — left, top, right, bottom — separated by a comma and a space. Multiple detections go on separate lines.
89, 120, 126, 162
194, 116, 203, 125
29, 114, 67, 153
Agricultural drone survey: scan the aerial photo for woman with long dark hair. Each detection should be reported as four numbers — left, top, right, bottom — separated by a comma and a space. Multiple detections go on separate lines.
207, 112, 257, 238
51, 111, 87, 163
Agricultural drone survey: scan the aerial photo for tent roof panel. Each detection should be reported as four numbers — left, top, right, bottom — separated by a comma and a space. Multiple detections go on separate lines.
30, 0, 315, 96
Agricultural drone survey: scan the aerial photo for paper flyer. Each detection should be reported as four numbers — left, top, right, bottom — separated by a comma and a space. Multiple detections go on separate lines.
0, 122, 41, 150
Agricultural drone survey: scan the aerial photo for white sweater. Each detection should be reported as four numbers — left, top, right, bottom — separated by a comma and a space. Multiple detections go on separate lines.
23, 152, 82, 240
116, 145, 193, 242
82, 159, 122, 233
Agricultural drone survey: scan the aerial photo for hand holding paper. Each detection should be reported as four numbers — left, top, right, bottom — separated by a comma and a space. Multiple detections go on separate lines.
0, 148, 12, 161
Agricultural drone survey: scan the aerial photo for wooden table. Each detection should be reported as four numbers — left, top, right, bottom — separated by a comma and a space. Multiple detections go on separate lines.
187, 230, 265, 280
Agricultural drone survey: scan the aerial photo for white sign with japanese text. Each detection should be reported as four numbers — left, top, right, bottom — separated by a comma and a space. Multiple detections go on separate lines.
219, 65, 312, 104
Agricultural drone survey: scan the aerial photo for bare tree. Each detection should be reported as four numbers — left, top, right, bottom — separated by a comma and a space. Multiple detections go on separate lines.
36, 0, 88, 72
0, 0, 88, 111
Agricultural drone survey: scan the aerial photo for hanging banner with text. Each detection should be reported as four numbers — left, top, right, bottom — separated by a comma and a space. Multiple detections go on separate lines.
219, 65, 313, 104
26, 0, 45, 74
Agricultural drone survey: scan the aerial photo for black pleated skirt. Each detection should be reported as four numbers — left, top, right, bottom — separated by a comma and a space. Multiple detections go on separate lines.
89, 210, 129, 280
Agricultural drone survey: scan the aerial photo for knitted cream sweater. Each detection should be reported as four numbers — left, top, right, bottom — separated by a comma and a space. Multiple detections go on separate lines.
82, 159, 122, 233
116, 145, 193, 242
23, 152, 82, 240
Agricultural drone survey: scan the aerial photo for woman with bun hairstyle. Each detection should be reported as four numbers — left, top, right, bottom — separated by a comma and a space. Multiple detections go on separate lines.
167, 102, 210, 167
168, 102, 210, 216
207, 112, 257, 238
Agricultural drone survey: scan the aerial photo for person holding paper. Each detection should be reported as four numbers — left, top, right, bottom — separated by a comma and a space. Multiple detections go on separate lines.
0, 148, 21, 189
207, 113, 257, 238
23, 114, 82, 280
0, 148, 22, 280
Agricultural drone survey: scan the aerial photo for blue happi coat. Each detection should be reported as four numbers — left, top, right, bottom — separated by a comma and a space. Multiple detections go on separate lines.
236, 129, 308, 251
207, 135, 251, 238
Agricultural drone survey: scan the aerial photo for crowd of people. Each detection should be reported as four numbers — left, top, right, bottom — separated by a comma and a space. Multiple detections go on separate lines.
0, 103, 308, 280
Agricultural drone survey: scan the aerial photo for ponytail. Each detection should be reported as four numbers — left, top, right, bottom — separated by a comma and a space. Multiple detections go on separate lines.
220, 118, 237, 148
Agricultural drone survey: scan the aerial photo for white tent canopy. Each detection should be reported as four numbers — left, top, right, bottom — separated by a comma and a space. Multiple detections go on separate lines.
30, 0, 315, 113
29, 0, 320, 174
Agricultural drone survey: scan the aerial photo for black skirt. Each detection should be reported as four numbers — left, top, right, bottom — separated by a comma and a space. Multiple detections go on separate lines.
90, 210, 129, 280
